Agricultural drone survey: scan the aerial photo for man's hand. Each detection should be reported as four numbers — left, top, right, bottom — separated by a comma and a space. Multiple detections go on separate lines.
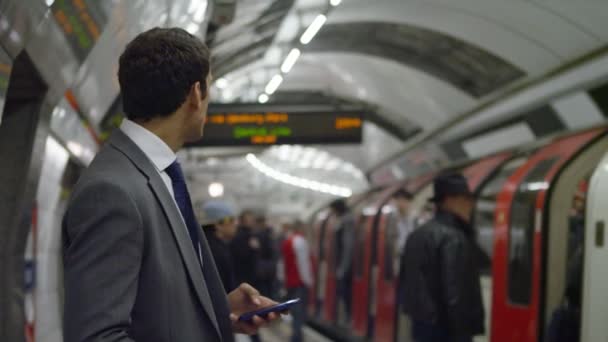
227, 283, 283, 335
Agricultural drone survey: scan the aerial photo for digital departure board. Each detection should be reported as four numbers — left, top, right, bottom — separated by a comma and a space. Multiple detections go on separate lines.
187, 109, 364, 147
51, 0, 108, 61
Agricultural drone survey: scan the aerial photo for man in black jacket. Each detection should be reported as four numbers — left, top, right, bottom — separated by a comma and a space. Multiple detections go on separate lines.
400, 172, 484, 342
330, 199, 355, 323
201, 201, 238, 292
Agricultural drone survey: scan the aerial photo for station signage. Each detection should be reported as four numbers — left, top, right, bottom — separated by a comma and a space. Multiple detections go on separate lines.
187, 109, 364, 147
51, 0, 108, 61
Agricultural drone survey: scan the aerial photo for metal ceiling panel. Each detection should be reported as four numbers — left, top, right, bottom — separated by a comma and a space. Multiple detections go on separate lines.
430, 0, 600, 58
327, 0, 574, 75
210, 0, 293, 76
0, 0, 46, 58
282, 53, 476, 130
0, 0, 77, 108
305, 21, 525, 98
532, 2, 608, 43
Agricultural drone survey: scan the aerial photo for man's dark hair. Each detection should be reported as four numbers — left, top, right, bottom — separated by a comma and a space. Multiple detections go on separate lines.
330, 199, 348, 215
239, 210, 255, 223
393, 189, 413, 200
118, 27, 210, 121
255, 215, 267, 225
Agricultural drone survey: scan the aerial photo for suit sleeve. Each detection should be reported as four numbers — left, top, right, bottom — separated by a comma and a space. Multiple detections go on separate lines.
63, 180, 143, 342
440, 237, 467, 336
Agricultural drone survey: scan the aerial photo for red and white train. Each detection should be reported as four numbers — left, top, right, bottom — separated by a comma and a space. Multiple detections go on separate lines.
307, 126, 608, 342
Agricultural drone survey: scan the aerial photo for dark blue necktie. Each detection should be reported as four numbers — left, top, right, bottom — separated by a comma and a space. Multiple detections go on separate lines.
165, 160, 201, 264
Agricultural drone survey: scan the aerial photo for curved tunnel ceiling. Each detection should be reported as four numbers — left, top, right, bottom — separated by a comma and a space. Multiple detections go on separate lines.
303, 21, 526, 98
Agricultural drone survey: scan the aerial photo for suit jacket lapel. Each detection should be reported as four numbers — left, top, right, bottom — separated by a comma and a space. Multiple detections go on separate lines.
108, 130, 222, 339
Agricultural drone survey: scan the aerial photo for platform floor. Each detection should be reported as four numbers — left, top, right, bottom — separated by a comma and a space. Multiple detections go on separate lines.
235, 318, 333, 342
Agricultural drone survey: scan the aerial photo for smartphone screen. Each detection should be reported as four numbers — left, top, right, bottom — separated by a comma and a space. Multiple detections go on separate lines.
238, 298, 301, 322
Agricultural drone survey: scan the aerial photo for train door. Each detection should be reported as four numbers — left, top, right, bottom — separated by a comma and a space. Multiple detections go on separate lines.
544, 132, 607, 341
581, 151, 608, 341
375, 177, 434, 342
351, 189, 386, 338
492, 129, 606, 342
461, 152, 512, 342
474, 157, 527, 341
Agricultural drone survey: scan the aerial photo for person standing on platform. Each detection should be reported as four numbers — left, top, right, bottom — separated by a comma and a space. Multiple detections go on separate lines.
201, 201, 239, 292
254, 215, 278, 298
281, 220, 313, 342
329, 199, 355, 324
62, 27, 280, 342
232, 210, 261, 289
392, 189, 416, 256
231, 210, 264, 342
400, 172, 484, 342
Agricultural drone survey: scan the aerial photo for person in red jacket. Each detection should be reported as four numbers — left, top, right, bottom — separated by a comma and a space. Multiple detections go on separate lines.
281, 221, 313, 342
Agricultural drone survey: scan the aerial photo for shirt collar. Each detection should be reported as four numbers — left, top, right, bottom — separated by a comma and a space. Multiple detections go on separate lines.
120, 119, 176, 172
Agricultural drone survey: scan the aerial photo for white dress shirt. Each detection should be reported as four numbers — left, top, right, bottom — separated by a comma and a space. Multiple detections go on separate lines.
396, 212, 415, 254
120, 119, 203, 263
292, 235, 313, 288
120, 118, 176, 198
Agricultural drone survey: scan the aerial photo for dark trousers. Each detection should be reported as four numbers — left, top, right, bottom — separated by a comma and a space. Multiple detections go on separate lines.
250, 335, 262, 342
412, 320, 472, 342
337, 276, 352, 322
287, 286, 308, 342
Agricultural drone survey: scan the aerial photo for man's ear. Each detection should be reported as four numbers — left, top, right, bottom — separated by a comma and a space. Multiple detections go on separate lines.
189, 81, 204, 107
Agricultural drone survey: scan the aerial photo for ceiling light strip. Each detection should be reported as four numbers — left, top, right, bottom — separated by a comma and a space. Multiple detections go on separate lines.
265, 75, 284, 95
300, 14, 327, 45
281, 48, 301, 73
246, 154, 352, 197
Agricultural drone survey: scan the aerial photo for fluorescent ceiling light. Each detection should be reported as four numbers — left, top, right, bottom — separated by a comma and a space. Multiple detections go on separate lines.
281, 48, 301, 73
246, 153, 352, 197
258, 93, 269, 104
208, 182, 224, 198
186, 23, 199, 34
265, 75, 283, 95
193, 2, 208, 22
215, 78, 228, 89
330, 0, 342, 6
300, 14, 327, 45
159, 13, 168, 24
188, 0, 199, 13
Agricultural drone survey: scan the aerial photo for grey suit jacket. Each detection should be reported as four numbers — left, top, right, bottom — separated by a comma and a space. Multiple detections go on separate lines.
63, 130, 234, 342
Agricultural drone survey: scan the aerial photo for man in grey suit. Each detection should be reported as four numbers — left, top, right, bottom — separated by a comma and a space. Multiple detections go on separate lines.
62, 27, 280, 342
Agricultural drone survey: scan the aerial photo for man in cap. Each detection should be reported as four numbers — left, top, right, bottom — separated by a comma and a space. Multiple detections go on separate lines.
201, 201, 239, 292
400, 172, 484, 342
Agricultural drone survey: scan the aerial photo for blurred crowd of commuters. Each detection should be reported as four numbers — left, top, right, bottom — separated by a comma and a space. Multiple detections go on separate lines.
199, 202, 313, 342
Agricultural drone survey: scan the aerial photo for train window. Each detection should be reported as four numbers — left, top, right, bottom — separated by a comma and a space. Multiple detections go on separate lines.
508, 157, 558, 305
474, 157, 526, 273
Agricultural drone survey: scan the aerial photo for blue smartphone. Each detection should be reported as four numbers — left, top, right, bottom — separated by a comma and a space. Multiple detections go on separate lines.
238, 298, 301, 322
